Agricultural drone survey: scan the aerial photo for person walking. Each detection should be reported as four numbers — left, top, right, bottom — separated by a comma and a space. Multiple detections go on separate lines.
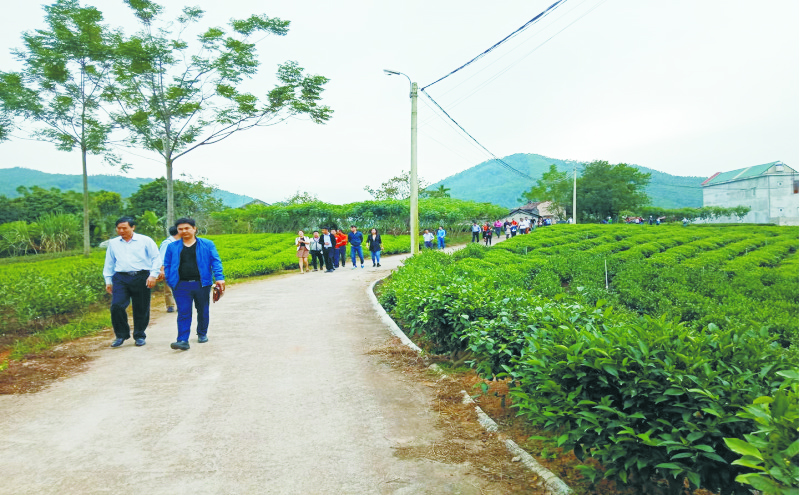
348, 225, 365, 269
367, 228, 382, 267
103, 216, 161, 348
422, 229, 435, 249
158, 225, 181, 313
295, 230, 310, 274
308, 231, 324, 271
505, 223, 511, 240
436, 226, 446, 249
470, 221, 481, 243
483, 222, 493, 246
163, 218, 225, 351
334, 229, 348, 267
320, 228, 336, 272
493, 219, 503, 238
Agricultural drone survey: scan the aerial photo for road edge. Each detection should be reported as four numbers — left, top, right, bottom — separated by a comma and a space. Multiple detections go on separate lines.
367, 277, 574, 495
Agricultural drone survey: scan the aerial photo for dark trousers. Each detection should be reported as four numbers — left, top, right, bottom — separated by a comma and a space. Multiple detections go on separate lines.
173, 280, 211, 342
337, 246, 347, 266
110, 271, 151, 340
323, 248, 335, 270
310, 250, 324, 270
472, 231, 480, 242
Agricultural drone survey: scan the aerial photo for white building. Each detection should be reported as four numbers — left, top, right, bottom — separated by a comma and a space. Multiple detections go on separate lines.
701, 161, 799, 225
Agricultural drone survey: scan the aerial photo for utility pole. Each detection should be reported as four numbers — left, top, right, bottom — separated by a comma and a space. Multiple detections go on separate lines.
384, 69, 419, 254
410, 82, 419, 254
572, 163, 577, 224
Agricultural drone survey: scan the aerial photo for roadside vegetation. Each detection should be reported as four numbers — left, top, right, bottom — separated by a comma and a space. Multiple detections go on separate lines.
378, 223, 799, 495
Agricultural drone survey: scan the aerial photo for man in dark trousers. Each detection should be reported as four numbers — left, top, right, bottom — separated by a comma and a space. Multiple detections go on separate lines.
163, 217, 225, 351
320, 227, 336, 273
103, 217, 161, 348
348, 225, 365, 269
308, 231, 324, 271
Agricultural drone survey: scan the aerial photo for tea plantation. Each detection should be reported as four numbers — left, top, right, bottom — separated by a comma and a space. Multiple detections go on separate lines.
379, 224, 799, 495
0, 233, 414, 335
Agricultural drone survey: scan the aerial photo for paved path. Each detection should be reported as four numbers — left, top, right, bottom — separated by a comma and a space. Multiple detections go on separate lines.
0, 241, 509, 495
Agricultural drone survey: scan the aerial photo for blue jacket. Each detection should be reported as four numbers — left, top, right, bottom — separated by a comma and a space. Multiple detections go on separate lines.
164, 237, 224, 288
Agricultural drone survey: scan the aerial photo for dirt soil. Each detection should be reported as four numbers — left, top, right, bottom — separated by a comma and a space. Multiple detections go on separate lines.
0, 292, 171, 395
366, 338, 549, 494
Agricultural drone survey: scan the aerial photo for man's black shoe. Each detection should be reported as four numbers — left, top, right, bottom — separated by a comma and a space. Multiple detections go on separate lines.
377, 263, 381, 267
170, 341, 190, 350
110, 338, 125, 348
134, 338, 146, 346
198, 335, 209, 343
325, 269, 334, 273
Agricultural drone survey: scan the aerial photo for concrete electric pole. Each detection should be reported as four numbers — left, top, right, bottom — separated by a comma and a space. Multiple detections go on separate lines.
384, 70, 419, 254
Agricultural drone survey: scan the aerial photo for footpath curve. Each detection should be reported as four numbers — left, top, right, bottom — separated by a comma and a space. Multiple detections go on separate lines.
0, 241, 519, 495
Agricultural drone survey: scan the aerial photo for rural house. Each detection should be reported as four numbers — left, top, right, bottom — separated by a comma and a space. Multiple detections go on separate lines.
701, 161, 799, 226
503, 200, 555, 223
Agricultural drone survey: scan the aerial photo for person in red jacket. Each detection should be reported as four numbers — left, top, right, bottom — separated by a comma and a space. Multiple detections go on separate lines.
334, 229, 348, 267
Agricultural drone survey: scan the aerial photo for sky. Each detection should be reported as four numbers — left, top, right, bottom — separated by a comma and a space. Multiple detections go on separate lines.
0, 0, 797, 205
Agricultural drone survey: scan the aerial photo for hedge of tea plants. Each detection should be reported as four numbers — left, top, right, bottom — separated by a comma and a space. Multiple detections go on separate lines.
0, 233, 416, 333
378, 224, 798, 494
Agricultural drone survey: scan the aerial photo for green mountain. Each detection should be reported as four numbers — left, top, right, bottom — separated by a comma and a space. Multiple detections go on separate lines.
428, 153, 704, 209
0, 167, 255, 208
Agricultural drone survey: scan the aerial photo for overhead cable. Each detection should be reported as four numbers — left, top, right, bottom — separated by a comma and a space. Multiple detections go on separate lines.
422, 0, 568, 91
421, 88, 536, 181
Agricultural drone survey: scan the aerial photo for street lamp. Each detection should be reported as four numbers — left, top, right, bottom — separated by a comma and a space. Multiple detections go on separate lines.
384, 69, 419, 255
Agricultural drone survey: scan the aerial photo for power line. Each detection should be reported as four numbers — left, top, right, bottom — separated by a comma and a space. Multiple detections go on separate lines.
439, 0, 610, 112
421, 89, 536, 181
422, 0, 568, 90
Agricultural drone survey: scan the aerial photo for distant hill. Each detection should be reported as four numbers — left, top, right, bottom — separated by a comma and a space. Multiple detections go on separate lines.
0, 167, 255, 208
428, 153, 704, 209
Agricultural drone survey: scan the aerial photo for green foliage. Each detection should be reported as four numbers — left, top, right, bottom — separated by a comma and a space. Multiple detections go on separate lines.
111, 1, 331, 223
379, 224, 798, 493
364, 171, 429, 200
0, 0, 129, 255
724, 371, 799, 495
127, 176, 224, 229
210, 198, 508, 236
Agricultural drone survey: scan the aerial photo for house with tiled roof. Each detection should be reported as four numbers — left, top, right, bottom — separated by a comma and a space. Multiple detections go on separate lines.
701, 161, 798, 225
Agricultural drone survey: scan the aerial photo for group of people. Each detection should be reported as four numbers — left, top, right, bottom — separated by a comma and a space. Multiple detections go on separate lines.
294, 226, 383, 273
102, 216, 224, 352
465, 217, 541, 245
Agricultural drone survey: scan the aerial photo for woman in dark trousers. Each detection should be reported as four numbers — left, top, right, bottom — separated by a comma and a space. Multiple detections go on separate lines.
367, 228, 382, 267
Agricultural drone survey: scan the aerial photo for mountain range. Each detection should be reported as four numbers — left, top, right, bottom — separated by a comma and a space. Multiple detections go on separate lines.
1, 153, 705, 211
428, 153, 705, 209
0, 167, 256, 208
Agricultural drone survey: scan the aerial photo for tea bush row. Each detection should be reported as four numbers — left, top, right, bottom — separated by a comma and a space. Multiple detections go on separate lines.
379, 225, 798, 493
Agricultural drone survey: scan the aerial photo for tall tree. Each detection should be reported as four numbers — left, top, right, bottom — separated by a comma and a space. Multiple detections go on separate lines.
577, 161, 650, 221
0, 0, 124, 256
110, 0, 332, 226
365, 171, 429, 200
520, 164, 572, 217
127, 176, 223, 225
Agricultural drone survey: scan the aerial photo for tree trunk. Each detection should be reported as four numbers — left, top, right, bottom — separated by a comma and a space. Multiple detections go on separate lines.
81, 146, 91, 257
166, 157, 174, 228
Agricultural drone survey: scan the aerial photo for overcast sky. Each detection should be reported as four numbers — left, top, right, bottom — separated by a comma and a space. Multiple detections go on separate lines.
0, 0, 797, 205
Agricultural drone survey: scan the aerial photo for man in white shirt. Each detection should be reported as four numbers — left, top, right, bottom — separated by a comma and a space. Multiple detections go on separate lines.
422, 229, 435, 249
103, 217, 161, 348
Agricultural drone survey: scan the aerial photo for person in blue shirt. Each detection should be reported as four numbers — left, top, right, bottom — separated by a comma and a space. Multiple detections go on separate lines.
103, 217, 161, 348
347, 225, 365, 269
437, 226, 446, 249
163, 218, 225, 351
158, 225, 180, 312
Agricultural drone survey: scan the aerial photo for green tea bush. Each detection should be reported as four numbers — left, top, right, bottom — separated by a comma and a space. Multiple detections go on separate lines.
379, 224, 798, 493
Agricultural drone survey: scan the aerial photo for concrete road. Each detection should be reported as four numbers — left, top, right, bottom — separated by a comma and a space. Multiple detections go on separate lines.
0, 244, 508, 495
